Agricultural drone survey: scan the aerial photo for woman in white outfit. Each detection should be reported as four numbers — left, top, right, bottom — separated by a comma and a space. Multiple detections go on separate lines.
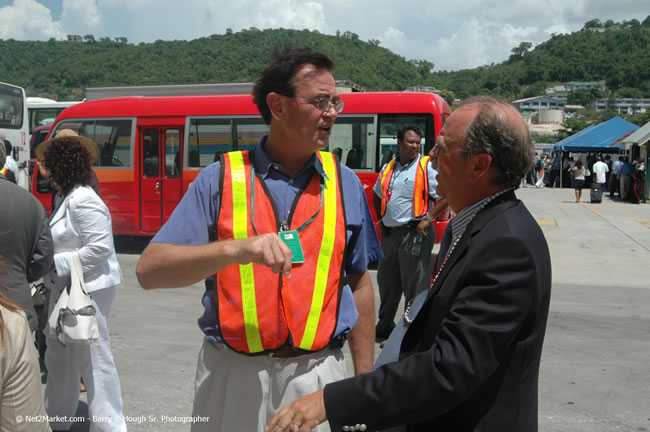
35, 130, 126, 432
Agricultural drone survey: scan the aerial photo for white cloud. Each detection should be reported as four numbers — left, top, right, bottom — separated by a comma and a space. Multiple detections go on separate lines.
378, 27, 407, 54
0, 0, 65, 40
252, 0, 326, 31
59, 0, 101, 36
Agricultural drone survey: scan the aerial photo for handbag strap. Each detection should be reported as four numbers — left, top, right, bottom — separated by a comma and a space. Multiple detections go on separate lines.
70, 251, 90, 296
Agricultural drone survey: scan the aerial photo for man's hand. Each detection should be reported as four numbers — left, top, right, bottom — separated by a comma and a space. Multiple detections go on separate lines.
416, 218, 431, 236
266, 390, 327, 432
236, 233, 293, 276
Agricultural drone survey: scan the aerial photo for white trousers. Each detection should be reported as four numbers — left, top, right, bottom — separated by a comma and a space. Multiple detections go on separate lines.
191, 340, 348, 432
45, 286, 126, 432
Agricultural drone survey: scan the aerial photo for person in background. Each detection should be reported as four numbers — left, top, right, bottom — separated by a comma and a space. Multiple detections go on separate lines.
591, 156, 609, 192
0, 141, 17, 184
2, 139, 19, 180
609, 156, 623, 197
0, 292, 50, 432
0, 142, 53, 331
631, 157, 646, 204
136, 46, 381, 432
35, 130, 126, 432
373, 125, 448, 345
534, 155, 547, 188
572, 160, 586, 203
549, 153, 561, 188
267, 96, 551, 432
619, 156, 633, 201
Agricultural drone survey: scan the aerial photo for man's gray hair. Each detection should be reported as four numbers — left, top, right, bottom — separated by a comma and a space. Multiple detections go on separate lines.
460, 96, 535, 188
0, 140, 6, 167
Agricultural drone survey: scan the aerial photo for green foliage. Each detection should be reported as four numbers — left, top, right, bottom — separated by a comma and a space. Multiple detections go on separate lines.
439, 89, 455, 105
0, 28, 442, 99
626, 110, 650, 126
530, 132, 558, 144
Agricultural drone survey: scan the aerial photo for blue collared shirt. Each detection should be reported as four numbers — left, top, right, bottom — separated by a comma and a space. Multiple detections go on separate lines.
372, 155, 440, 227
152, 136, 383, 343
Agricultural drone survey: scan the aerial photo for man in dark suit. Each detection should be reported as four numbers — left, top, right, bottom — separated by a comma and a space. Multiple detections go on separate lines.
0, 143, 53, 331
267, 96, 552, 432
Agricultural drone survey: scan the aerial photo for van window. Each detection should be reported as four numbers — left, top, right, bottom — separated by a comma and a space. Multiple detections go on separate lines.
54, 119, 133, 168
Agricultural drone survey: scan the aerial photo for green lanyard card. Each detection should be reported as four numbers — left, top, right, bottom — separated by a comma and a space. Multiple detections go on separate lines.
279, 230, 305, 264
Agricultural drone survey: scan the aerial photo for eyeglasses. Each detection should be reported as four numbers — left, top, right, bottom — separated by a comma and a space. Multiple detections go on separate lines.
299, 97, 345, 113
431, 143, 472, 157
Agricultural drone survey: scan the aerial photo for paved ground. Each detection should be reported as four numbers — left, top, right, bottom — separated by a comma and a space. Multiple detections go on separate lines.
54, 186, 650, 431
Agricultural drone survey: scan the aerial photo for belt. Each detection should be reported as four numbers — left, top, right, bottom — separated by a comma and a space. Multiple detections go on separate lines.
267, 335, 346, 358
389, 220, 421, 230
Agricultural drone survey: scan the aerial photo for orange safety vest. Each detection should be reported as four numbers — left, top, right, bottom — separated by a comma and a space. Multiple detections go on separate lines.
0, 167, 7, 177
215, 151, 347, 355
379, 155, 430, 218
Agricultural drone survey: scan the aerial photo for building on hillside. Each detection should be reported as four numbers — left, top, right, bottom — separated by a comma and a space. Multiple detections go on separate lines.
513, 96, 565, 115
67, 35, 82, 42
567, 81, 604, 92
592, 98, 650, 115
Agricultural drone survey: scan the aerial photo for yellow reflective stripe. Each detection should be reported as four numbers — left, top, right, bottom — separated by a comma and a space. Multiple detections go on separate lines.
299, 153, 337, 350
229, 152, 263, 353
380, 158, 395, 187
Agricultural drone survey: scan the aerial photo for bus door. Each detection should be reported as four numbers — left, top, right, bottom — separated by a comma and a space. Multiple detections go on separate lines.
140, 127, 183, 233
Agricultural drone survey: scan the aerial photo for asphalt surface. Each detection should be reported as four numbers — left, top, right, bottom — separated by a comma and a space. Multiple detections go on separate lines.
53, 186, 650, 431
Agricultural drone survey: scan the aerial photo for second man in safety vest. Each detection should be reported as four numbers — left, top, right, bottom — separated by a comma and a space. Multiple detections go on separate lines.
373, 125, 448, 344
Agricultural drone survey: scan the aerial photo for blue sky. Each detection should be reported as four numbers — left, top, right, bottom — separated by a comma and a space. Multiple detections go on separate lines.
0, 0, 647, 71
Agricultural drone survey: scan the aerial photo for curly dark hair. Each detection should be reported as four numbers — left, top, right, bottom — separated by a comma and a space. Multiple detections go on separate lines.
252, 46, 334, 124
44, 137, 94, 196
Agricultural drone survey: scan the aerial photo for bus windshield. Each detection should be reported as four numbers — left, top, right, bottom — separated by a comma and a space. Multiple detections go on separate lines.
0, 83, 25, 129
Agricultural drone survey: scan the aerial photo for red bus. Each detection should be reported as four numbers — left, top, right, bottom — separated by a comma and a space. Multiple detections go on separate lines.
32, 92, 451, 238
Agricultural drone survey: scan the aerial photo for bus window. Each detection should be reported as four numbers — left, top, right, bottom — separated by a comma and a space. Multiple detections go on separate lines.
165, 129, 181, 178
378, 114, 434, 159
188, 118, 233, 167
187, 117, 269, 168
54, 119, 133, 168
233, 118, 268, 152
143, 129, 159, 177
0, 85, 24, 129
329, 116, 375, 171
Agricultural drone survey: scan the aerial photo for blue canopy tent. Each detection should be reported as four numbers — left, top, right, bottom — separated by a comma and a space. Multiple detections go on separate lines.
552, 125, 596, 152
553, 117, 640, 153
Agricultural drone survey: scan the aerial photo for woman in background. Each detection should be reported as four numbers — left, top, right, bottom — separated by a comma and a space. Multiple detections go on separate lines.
0, 291, 50, 432
572, 160, 586, 203
35, 130, 126, 432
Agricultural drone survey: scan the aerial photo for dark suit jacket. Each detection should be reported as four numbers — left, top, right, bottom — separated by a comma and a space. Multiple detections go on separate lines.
0, 175, 53, 331
324, 191, 552, 432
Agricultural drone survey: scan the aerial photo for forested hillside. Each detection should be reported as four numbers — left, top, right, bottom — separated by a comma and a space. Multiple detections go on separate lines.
433, 16, 650, 99
0, 17, 648, 101
0, 28, 433, 100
